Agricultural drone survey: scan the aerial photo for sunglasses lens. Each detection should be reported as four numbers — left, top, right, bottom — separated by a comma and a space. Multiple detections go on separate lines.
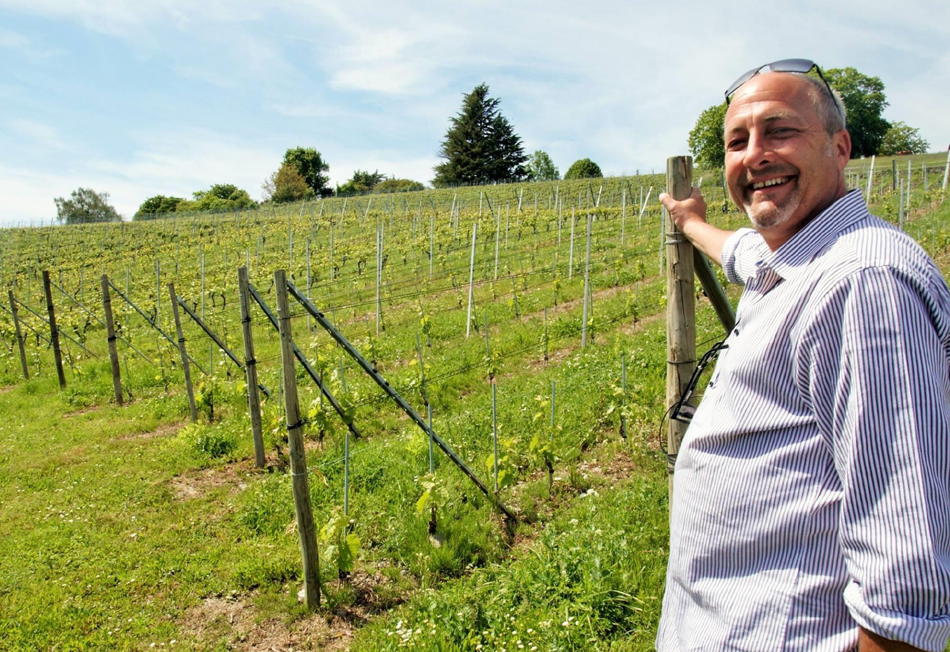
770, 58, 816, 74
725, 59, 819, 101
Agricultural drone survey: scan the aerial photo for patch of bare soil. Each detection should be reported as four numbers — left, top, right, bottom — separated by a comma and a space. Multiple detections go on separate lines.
182, 566, 414, 651
63, 404, 100, 418
0, 385, 14, 395
127, 421, 185, 440
167, 460, 255, 501
506, 442, 643, 550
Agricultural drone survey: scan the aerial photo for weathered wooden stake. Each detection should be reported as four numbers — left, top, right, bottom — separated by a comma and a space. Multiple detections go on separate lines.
8, 290, 28, 380
621, 187, 627, 246
42, 271, 66, 389
665, 156, 697, 503
492, 382, 498, 492
275, 269, 321, 609
580, 211, 592, 348
169, 282, 198, 423
238, 267, 266, 468
465, 223, 477, 338
899, 178, 905, 231
568, 207, 576, 280
100, 275, 123, 405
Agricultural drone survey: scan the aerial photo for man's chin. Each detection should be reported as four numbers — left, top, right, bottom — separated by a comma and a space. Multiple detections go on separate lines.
744, 200, 800, 231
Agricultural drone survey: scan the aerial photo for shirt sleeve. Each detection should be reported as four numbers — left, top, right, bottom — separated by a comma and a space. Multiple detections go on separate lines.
720, 228, 764, 285
800, 266, 950, 652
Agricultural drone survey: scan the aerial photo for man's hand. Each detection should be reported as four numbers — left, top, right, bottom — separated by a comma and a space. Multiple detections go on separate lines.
659, 187, 733, 267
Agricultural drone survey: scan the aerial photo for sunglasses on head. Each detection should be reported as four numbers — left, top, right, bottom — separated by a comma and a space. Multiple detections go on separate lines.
724, 58, 841, 118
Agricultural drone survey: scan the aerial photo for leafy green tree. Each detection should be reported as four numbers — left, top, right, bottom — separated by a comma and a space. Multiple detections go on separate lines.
283, 147, 331, 198
563, 158, 603, 180
54, 188, 122, 224
180, 184, 257, 212
134, 195, 185, 219
688, 102, 727, 170
526, 150, 559, 181
374, 178, 425, 193
825, 67, 889, 158
262, 162, 315, 204
878, 121, 930, 156
336, 169, 386, 196
433, 83, 528, 187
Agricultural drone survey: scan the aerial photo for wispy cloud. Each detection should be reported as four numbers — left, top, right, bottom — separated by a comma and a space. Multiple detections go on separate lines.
0, 0, 948, 225
8, 119, 68, 151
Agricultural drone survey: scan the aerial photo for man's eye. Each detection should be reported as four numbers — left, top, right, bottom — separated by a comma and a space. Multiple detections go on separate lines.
727, 139, 746, 149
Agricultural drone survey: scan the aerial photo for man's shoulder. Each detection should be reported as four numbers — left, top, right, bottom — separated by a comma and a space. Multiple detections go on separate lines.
813, 212, 943, 289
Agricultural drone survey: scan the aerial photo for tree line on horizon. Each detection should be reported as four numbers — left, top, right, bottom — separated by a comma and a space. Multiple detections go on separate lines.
53, 67, 929, 225
54, 83, 605, 224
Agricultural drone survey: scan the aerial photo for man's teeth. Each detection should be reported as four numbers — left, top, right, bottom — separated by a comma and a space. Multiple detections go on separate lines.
751, 177, 789, 190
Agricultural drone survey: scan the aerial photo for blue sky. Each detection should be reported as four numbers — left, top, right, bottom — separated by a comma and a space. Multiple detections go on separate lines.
1, 0, 948, 225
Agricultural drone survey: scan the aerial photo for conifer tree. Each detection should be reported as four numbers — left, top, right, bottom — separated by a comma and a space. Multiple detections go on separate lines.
433, 84, 527, 187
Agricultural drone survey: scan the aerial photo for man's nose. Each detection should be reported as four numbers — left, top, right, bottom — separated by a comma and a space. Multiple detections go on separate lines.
742, 130, 772, 170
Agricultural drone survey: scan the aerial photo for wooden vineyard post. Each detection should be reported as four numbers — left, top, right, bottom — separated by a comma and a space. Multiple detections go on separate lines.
100, 275, 123, 405
465, 223, 477, 338
169, 283, 198, 423
8, 290, 28, 380
42, 271, 66, 389
239, 267, 266, 468
665, 156, 697, 504
581, 210, 592, 348
275, 269, 321, 609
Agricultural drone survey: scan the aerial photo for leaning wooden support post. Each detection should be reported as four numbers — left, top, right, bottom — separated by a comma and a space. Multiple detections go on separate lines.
665, 156, 697, 503
42, 271, 66, 388
239, 267, 266, 469
169, 283, 198, 423
100, 275, 123, 405
693, 252, 735, 333
465, 222, 477, 338
275, 269, 321, 610
8, 290, 28, 380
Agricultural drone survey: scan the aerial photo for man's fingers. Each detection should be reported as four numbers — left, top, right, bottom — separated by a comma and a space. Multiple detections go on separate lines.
658, 186, 708, 231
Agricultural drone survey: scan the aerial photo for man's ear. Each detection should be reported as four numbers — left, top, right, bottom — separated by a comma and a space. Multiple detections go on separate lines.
834, 129, 852, 171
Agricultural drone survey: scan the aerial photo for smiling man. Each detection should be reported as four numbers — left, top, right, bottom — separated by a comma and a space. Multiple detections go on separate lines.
655, 61, 950, 652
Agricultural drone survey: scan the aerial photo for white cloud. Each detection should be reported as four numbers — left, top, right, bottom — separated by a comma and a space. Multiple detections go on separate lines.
0, 129, 281, 224
8, 119, 68, 151
0, 0, 948, 226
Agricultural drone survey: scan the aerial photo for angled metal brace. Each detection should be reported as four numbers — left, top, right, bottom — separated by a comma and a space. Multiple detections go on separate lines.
106, 280, 209, 375
246, 282, 361, 440
285, 279, 517, 523
176, 297, 271, 398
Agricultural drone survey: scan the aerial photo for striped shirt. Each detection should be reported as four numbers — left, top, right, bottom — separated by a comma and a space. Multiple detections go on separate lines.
656, 190, 950, 652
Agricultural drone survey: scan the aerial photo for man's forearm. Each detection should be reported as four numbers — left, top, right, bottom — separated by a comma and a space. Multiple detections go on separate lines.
677, 219, 734, 267
859, 627, 926, 651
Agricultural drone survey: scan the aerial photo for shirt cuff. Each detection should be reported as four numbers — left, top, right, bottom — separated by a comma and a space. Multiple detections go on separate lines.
720, 228, 758, 285
844, 582, 950, 652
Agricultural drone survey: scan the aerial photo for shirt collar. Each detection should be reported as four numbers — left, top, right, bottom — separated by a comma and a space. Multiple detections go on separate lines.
762, 189, 869, 281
